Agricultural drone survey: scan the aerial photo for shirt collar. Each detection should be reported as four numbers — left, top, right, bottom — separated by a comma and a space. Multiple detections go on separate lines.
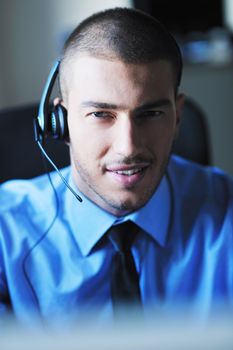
64, 170, 170, 256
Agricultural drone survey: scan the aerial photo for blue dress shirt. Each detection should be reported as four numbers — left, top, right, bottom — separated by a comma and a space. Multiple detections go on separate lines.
0, 155, 233, 326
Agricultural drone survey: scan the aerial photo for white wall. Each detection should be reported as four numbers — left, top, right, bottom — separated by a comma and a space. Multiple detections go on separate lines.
0, 0, 55, 108
181, 64, 233, 176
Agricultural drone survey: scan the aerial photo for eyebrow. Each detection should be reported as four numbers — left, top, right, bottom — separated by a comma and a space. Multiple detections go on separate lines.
80, 101, 118, 109
80, 98, 172, 111
135, 99, 172, 113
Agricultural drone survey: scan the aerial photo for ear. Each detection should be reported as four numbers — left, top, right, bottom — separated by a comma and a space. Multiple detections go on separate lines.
53, 97, 65, 107
174, 93, 185, 138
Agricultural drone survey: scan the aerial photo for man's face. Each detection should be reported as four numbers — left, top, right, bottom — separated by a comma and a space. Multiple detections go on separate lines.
64, 56, 184, 216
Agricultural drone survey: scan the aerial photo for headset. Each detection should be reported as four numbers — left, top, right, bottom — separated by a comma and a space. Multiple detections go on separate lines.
34, 60, 68, 143
23, 62, 82, 310
34, 60, 82, 202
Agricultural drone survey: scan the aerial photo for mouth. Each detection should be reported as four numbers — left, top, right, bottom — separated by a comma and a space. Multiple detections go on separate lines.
106, 164, 150, 187
111, 167, 145, 176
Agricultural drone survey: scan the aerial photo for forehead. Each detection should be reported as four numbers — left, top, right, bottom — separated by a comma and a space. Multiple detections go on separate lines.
63, 55, 175, 103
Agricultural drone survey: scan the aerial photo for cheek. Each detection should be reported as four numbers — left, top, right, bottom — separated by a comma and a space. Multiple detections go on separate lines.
145, 121, 176, 153
69, 126, 108, 166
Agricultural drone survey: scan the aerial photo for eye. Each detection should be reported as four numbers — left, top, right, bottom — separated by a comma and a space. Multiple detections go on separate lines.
90, 111, 113, 119
138, 110, 164, 119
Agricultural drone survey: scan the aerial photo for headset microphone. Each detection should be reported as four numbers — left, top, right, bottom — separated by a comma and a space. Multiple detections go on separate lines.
34, 60, 82, 202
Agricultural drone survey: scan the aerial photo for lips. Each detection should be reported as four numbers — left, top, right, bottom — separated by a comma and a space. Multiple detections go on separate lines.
106, 163, 150, 187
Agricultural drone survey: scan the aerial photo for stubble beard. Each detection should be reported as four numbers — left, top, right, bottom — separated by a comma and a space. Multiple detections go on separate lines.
70, 149, 171, 216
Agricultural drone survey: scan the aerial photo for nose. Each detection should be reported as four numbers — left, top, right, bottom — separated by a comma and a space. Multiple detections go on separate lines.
112, 115, 142, 158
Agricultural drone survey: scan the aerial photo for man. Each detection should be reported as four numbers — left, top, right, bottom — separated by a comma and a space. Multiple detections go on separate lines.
0, 7, 233, 326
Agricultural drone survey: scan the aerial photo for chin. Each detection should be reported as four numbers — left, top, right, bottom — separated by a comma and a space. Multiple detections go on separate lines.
101, 191, 153, 216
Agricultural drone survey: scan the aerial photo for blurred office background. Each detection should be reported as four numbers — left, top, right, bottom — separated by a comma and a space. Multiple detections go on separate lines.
0, 0, 233, 176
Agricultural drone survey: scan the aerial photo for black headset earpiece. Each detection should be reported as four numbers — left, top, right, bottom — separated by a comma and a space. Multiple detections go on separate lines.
34, 60, 69, 143
50, 103, 68, 140
34, 60, 82, 202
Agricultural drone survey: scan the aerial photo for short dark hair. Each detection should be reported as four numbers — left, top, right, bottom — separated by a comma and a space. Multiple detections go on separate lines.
60, 7, 183, 97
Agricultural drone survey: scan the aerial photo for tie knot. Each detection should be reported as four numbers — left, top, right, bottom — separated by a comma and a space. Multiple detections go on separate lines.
108, 221, 139, 253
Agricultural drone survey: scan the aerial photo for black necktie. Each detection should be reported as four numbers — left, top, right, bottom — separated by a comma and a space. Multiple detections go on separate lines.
108, 221, 142, 311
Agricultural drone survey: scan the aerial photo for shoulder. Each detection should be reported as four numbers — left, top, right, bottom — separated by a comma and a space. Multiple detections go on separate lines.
168, 155, 233, 201
0, 166, 71, 254
168, 156, 233, 246
168, 155, 233, 227
0, 166, 71, 215
0, 167, 71, 276
168, 155, 233, 244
